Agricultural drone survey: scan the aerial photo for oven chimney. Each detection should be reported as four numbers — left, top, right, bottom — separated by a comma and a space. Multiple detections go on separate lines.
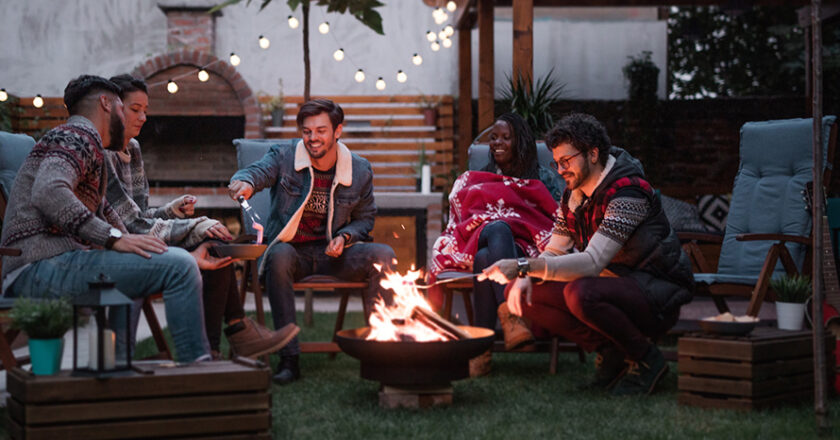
158, 1, 222, 53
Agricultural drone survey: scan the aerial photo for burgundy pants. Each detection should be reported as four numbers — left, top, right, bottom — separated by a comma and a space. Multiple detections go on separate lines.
510, 277, 677, 360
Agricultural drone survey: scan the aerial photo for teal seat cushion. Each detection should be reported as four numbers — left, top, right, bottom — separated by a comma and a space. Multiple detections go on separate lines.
232, 138, 298, 236
0, 132, 36, 199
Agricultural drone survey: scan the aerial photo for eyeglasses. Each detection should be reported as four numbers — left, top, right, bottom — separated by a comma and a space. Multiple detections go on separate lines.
556, 151, 583, 170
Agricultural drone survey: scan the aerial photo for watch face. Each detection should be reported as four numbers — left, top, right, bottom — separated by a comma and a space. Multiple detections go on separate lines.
110, 228, 122, 238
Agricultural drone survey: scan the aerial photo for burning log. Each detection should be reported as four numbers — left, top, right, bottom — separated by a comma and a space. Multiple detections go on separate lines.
409, 307, 471, 341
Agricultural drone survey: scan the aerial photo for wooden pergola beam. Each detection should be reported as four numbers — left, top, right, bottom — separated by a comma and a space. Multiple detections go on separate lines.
477, 0, 495, 133
457, 17, 473, 171
512, 0, 534, 84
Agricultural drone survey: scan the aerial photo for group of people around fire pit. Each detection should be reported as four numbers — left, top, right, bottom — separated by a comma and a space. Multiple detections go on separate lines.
1, 73, 692, 395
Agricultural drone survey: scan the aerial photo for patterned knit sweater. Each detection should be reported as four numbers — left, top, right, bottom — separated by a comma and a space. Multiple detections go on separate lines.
1, 116, 125, 282
105, 139, 214, 248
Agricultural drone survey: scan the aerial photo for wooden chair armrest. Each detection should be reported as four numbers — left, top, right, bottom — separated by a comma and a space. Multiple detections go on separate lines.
676, 231, 724, 244
735, 233, 811, 245
0, 247, 21, 257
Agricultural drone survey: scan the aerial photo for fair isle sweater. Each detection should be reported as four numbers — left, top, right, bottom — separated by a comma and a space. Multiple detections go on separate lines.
1, 116, 125, 285
105, 139, 213, 248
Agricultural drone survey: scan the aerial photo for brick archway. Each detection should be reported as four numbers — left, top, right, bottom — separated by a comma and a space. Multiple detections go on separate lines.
131, 49, 262, 138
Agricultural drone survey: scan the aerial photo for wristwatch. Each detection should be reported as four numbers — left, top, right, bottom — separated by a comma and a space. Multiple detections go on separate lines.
104, 227, 122, 249
516, 257, 530, 278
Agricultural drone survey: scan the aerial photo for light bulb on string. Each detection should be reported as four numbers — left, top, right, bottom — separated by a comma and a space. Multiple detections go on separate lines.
197, 69, 209, 82
258, 35, 270, 49
446, 1, 457, 12
287, 15, 299, 29
442, 37, 452, 48
333, 48, 345, 61
318, 22, 330, 34
438, 30, 447, 41
434, 10, 448, 25
375, 77, 386, 91
444, 25, 454, 37
412, 53, 423, 66
397, 70, 407, 83
229, 52, 241, 66
166, 80, 179, 94
430, 41, 441, 52
32, 94, 44, 108
426, 30, 436, 42
0, 89, 7, 102
354, 69, 366, 83
432, 8, 443, 21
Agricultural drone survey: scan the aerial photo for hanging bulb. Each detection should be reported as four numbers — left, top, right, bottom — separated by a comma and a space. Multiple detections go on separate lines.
258, 35, 270, 49
375, 77, 386, 91
426, 30, 436, 42
287, 15, 300, 29
318, 21, 330, 34
197, 69, 210, 82
396, 70, 407, 83
444, 25, 454, 37
438, 30, 447, 41
434, 10, 448, 25
432, 8, 444, 21
446, 1, 457, 12
354, 69, 365, 83
166, 80, 178, 94
229, 52, 241, 66
430, 41, 441, 52
32, 94, 44, 108
333, 48, 345, 61
412, 53, 423, 66
442, 37, 452, 48
0, 88, 7, 102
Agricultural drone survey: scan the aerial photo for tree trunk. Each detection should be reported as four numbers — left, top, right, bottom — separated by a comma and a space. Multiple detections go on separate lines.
302, 0, 311, 102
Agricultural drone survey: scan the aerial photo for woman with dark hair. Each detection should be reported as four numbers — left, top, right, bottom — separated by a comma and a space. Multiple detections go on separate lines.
430, 112, 563, 375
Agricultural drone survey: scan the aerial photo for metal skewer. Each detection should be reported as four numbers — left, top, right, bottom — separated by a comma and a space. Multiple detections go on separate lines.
414, 273, 480, 289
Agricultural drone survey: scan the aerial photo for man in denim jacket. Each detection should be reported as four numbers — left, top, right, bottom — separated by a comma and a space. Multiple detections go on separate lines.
229, 99, 396, 384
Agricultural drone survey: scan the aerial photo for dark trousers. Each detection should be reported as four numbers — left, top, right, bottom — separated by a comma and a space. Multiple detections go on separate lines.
201, 265, 246, 351
516, 277, 678, 360
472, 221, 525, 330
263, 241, 396, 356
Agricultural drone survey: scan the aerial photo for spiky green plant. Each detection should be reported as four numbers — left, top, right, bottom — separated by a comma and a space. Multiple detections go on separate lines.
9, 297, 73, 339
770, 274, 811, 303
499, 69, 565, 139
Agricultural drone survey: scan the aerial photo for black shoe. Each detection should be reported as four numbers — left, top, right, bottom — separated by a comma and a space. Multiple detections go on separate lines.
611, 345, 668, 396
578, 345, 627, 391
272, 355, 300, 385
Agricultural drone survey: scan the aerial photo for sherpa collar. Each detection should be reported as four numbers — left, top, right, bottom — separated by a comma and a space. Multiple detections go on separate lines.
293, 139, 353, 186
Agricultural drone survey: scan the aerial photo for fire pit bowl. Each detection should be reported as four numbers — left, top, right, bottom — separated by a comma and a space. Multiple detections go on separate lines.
335, 326, 495, 386
210, 243, 267, 259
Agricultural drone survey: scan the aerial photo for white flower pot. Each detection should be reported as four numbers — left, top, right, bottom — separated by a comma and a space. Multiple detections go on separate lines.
775, 301, 806, 330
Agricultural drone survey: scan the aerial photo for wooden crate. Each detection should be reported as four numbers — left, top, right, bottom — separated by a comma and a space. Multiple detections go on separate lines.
6, 359, 272, 439
678, 328, 834, 411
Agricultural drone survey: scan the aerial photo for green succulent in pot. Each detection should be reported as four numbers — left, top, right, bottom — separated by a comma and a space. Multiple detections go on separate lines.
770, 274, 811, 304
10, 297, 73, 339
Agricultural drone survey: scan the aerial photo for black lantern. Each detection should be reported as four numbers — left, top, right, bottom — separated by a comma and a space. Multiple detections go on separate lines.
72, 274, 133, 377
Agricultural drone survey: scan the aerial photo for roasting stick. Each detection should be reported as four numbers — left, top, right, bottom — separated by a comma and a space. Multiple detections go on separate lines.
414, 273, 480, 290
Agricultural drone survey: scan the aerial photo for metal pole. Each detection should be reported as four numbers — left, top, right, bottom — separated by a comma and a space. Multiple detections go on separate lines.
810, 0, 830, 434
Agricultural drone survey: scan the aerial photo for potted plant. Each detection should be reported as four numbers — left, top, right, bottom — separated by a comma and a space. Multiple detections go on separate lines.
419, 94, 440, 126
622, 50, 660, 104
260, 79, 285, 127
770, 274, 811, 331
499, 69, 565, 139
10, 297, 73, 375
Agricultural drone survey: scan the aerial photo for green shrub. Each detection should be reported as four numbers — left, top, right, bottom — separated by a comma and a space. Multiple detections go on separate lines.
499, 69, 565, 139
9, 297, 73, 339
770, 274, 811, 303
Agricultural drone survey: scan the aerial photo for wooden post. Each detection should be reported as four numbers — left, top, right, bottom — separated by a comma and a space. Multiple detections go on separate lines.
457, 22, 473, 172
477, 0, 494, 133
512, 0, 533, 84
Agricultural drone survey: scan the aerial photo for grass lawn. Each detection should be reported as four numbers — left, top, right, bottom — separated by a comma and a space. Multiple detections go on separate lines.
132, 311, 840, 439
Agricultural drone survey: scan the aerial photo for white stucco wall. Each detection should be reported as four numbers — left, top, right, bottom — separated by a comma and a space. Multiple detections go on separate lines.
0, 1, 665, 100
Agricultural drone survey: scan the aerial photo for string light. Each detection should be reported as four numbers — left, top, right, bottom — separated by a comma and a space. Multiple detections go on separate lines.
426, 31, 436, 42
258, 35, 270, 49
166, 80, 178, 94
397, 70, 407, 83
287, 15, 299, 29
229, 52, 241, 66
32, 95, 44, 108
412, 53, 423, 66
0, 88, 7, 102
375, 77, 386, 90
318, 21, 330, 34
444, 25, 454, 37
197, 69, 209, 82
433, 8, 448, 25
333, 48, 345, 61
354, 69, 365, 82
430, 41, 440, 51
438, 30, 447, 41
446, 1, 457, 12
442, 37, 452, 48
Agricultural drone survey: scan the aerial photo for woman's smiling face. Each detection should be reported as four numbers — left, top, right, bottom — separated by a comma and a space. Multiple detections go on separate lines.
489, 119, 514, 167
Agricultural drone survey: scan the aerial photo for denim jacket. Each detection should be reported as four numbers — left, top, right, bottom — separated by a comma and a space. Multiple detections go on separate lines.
231, 140, 377, 266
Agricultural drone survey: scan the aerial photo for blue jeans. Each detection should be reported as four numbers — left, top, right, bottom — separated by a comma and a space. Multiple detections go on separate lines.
8, 247, 210, 362
263, 241, 396, 357
472, 221, 525, 330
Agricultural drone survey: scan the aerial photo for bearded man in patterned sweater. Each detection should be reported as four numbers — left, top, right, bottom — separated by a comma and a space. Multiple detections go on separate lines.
481, 113, 694, 396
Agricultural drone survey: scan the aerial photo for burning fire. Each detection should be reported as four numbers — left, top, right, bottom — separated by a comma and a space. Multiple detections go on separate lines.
366, 265, 452, 342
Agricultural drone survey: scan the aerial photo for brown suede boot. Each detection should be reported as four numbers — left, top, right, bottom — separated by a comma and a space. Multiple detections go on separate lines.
226, 319, 300, 359
469, 349, 492, 378
497, 302, 535, 351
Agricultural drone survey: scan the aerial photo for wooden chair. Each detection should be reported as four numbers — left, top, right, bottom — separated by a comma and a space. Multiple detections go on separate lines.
680, 117, 838, 317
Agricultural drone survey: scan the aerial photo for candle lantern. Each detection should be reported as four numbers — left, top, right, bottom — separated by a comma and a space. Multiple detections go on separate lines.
72, 274, 133, 377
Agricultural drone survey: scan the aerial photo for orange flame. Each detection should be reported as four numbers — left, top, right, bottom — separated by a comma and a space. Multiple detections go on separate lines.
366, 268, 448, 342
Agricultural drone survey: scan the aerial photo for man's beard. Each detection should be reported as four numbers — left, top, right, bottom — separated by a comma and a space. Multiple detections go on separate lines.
564, 160, 592, 191
105, 111, 125, 151
306, 137, 335, 159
